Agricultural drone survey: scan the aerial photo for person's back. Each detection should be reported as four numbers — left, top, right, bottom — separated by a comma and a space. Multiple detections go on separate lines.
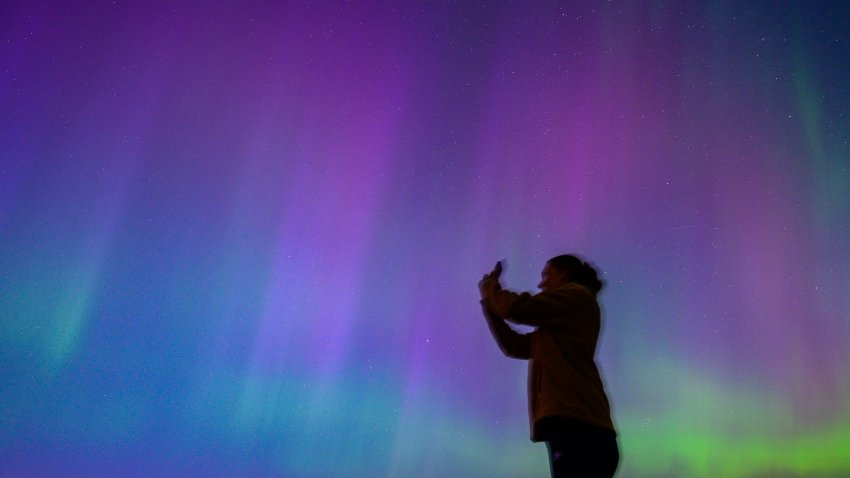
528, 283, 613, 439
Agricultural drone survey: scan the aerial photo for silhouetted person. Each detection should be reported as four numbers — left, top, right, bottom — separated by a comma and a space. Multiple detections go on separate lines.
479, 255, 619, 477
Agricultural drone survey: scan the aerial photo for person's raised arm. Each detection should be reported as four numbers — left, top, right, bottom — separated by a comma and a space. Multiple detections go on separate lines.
479, 268, 522, 318
480, 301, 531, 359
489, 283, 593, 327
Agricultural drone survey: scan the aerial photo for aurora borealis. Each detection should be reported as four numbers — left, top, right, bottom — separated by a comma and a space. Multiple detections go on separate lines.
1, 2, 848, 477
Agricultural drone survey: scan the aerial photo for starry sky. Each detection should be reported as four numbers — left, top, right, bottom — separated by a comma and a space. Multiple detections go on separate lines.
1, 1, 848, 477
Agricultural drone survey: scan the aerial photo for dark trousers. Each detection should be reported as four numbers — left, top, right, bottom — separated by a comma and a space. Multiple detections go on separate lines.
542, 417, 619, 478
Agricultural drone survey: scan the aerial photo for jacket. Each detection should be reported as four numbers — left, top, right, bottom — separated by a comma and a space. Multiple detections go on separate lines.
482, 281, 615, 441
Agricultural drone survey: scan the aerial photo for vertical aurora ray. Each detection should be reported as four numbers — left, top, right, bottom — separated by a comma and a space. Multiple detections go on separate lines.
2, 2, 848, 477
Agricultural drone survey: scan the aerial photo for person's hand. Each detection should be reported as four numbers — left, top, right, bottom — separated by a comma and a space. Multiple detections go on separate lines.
478, 261, 503, 299
491, 260, 503, 280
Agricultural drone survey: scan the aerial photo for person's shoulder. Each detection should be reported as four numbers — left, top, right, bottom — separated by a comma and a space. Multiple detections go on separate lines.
557, 282, 593, 295
552, 282, 597, 303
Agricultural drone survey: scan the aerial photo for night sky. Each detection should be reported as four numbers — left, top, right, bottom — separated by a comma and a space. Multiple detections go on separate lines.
2, 2, 848, 477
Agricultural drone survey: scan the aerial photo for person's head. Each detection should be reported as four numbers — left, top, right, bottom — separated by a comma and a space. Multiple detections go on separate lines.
538, 254, 604, 295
